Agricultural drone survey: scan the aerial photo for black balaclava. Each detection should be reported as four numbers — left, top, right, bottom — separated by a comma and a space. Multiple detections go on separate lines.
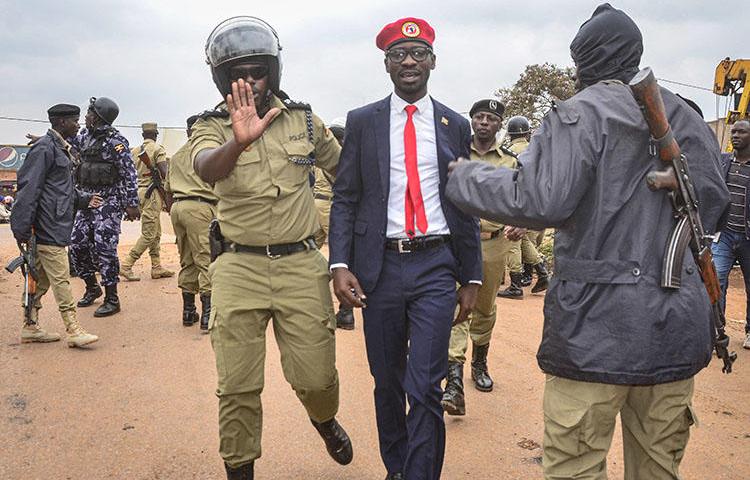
570, 3, 643, 89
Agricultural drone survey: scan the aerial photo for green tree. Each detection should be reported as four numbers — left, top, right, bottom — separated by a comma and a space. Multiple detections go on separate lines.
495, 63, 576, 128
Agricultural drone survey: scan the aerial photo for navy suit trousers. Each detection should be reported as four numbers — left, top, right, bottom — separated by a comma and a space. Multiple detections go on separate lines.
363, 244, 457, 480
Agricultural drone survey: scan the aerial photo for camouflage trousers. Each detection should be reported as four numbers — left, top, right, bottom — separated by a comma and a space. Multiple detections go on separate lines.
70, 202, 122, 286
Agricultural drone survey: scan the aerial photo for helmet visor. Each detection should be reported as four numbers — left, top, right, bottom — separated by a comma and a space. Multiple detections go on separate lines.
206, 16, 280, 67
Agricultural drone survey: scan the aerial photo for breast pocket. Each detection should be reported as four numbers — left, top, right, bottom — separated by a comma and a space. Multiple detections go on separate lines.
215, 147, 262, 196
272, 141, 313, 195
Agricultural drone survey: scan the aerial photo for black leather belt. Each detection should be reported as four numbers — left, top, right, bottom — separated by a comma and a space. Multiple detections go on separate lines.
226, 237, 317, 259
173, 195, 218, 205
385, 235, 451, 253
314, 193, 332, 201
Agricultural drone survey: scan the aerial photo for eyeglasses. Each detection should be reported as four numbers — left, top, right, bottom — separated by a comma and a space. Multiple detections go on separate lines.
230, 64, 269, 81
385, 46, 433, 63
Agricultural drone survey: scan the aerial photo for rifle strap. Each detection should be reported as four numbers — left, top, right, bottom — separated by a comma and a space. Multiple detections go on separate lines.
651, 126, 675, 155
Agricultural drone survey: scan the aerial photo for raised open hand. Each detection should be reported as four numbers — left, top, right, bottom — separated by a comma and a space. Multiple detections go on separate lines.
226, 79, 281, 148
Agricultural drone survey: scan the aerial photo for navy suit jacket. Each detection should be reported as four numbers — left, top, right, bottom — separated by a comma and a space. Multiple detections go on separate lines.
329, 95, 482, 292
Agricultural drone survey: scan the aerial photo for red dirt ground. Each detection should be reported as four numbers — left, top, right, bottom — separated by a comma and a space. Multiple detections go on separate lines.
1, 217, 748, 479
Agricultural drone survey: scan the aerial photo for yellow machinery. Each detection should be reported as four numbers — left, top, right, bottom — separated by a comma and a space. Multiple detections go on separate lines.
714, 58, 749, 123
713, 58, 748, 151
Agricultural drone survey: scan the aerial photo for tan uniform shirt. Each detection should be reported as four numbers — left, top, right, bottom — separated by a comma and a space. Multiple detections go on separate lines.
167, 141, 217, 201
313, 167, 334, 198
132, 138, 168, 188
190, 95, 341, 246
507, 137, 529, 156
470, 140, 517, 232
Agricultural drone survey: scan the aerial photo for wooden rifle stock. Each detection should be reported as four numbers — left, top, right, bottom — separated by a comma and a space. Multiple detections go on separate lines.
629, 67, 737, 373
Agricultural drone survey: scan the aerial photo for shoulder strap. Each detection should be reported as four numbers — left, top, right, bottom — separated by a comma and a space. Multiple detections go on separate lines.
198, 107, 229, 120
283, 98, 317, 161
500, 144, 518, 159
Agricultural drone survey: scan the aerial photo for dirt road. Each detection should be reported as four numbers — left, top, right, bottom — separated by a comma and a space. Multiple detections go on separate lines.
1, 219, 749, 479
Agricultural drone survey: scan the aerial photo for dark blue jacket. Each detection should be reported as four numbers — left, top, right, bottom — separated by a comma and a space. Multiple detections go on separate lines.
447, 82, 729, 385
11, 130, 92, 246
329, 95, 482, 292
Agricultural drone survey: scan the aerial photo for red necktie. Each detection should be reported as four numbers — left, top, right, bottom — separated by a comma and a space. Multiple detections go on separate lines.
403, 105, 428, 239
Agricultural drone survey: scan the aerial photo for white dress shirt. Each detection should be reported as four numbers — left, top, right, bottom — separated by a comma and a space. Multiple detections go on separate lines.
386, 93, 450, 239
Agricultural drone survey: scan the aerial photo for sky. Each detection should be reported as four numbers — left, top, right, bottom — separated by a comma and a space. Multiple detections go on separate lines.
0, 0, 746, 152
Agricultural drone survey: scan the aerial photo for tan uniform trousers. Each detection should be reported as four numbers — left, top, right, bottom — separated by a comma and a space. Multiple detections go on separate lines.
31, 245, 75, 316
543, 375, 696, 480
521, 230, 543, 265
126, 187, 163, 266
313, 198, 331, 248
448, 235, 506, 363
499, 235, 522, 282
209, 248, 340, 467
170, 200, 214, 295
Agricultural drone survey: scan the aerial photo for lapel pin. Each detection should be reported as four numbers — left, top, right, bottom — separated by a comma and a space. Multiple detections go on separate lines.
441, 116, 449, 126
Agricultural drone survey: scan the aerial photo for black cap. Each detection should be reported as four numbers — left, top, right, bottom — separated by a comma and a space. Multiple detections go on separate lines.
47, 104, 80, 119
469, 99, 505, 118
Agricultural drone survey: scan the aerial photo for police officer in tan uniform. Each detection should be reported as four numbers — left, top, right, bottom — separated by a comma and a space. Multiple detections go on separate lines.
507, 115, 549, 293
442, 99, 524, 416
120, 122, 174, 281
312, 118, 355, 330
166, 115, 217, 331
192, 17, 352, 479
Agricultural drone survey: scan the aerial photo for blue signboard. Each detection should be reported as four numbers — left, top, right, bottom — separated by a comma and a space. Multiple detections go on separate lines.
0, 145, 30, 171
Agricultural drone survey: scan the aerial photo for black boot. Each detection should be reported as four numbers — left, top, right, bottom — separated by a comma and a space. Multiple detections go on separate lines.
224, 461, 254, 480
311, 417, 354, 465
440, 361, 465, 416
531, 261, 549, 293
94, 284, 121, 317
336, 306, 355, 330
200, 293, 211, 333
77, 275, 102, 307
520, 263, 534, 287
182, 291, 198, 326
471, 343, 494, 392
497, 272, 524, 299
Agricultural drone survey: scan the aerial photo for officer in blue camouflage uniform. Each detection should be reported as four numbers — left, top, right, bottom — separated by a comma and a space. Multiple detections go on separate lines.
70, 97, 140, 317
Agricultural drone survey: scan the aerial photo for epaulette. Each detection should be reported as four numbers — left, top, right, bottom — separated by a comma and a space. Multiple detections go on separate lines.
198, 105, 229, 120
500, 144, 518, 158
282, 98, 311, 111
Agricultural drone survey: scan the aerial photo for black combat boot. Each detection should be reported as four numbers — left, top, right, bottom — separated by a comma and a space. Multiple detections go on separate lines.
497, 272, 524, 299
336, 306, 355, 330
94, 284, 121, 317
520, 263, 534, 287
311, 417, 354, 465
182, 291, 198, 326
77, 275, 102, 307
200, 293, 211, 333
440, 361, 465, 416
471, 343, 494, 392
531, 261, 549, 293
224, 461, 254, 480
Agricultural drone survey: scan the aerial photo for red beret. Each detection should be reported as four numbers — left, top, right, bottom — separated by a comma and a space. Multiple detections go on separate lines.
376, 17, 435, 51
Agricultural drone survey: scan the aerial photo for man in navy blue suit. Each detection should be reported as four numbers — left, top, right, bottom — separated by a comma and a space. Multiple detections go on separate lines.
328, 17, 482, 480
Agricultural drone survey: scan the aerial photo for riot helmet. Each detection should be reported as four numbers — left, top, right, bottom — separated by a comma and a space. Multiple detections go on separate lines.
88, 97, 119, 125
205, 16, 283, 97
506, 116, 531, 135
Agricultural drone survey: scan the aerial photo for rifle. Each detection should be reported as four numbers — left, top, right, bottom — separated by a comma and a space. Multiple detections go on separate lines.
137, 146, 172, 213
629, 67, 737, 373
5, 230, 38, 326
